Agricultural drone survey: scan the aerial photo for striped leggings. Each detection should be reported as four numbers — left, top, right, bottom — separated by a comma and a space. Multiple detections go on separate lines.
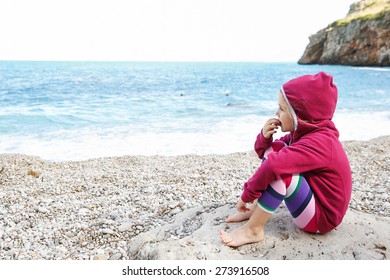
257, 141, 318, 233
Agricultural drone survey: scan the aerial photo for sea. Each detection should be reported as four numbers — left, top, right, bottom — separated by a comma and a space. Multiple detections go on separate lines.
1, 61, 389, 161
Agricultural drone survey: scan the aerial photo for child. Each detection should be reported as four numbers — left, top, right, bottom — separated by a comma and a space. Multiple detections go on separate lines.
220, 72, 352, 247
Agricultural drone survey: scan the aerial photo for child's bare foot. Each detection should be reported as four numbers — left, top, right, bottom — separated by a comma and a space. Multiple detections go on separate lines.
225, 211, 252, 223
220, 226, 264, 247
225, 202, 256, 223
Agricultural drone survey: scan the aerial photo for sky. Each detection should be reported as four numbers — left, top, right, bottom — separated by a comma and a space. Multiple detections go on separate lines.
0, 0, 354, 62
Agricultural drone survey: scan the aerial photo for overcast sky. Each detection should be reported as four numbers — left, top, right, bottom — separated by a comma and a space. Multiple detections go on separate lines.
0, 0, 353, 62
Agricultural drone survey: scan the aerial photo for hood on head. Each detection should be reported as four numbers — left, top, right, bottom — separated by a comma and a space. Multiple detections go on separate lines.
281, 72, 338, 130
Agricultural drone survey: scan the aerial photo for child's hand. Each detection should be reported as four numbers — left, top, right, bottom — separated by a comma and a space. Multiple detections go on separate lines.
262, 118, 281, 138
237, 198, 252, 212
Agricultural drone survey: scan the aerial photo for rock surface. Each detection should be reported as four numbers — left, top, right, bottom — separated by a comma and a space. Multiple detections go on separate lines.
299, 0, 390, 66
128, 204, 389, 260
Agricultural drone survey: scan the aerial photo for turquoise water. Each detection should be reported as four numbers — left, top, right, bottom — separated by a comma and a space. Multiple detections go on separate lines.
1, 61, 389, 161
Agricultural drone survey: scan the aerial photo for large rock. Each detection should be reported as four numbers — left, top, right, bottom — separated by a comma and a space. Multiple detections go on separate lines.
299, 0, 390, 66
127, 203, 390, 260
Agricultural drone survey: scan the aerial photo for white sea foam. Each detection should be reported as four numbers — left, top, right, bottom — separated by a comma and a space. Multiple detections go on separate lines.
334, 111, 390, 141
1, 112, 389, 162
353, 67, 390, 72
0, 115, 264, 161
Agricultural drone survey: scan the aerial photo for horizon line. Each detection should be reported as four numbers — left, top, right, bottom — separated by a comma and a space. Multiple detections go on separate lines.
0, 59, 300, 63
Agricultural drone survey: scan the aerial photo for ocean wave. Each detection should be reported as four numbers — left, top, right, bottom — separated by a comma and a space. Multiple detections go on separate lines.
1, 112, 389, 161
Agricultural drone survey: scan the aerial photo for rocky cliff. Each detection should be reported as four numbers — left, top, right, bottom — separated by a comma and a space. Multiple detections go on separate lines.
299, 0, 390, 66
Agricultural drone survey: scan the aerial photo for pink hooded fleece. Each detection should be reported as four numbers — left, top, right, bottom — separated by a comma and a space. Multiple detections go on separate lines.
242, 72, 352, 234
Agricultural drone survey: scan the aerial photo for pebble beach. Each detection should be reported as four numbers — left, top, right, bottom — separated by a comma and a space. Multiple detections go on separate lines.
0, 136, 389, 260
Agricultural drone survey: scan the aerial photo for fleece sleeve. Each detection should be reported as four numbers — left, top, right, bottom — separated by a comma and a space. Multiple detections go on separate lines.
254, 131, 293, 158
241, 136, 332, 203
254, 130, 273, 158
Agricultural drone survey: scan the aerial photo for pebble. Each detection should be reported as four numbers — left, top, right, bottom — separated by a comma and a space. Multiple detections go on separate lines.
93, 254, 109, 260
35, 207, 49, 214
109, 253, 122, 260
101, 228, 114, 235
0, 136, 389, 260
108, 211, 120, 220
118, 223, 132, 232
79, 208, 91, 216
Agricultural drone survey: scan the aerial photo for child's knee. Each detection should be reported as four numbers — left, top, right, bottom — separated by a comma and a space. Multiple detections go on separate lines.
271, 140, 286, 152
263, 140, 287, 159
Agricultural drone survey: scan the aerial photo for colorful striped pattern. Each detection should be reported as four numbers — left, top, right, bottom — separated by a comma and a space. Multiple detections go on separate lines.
257, 173, 317, 232
256, 143, 318, 233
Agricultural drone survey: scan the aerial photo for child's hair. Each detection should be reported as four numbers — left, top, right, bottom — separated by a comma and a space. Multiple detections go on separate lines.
279, 90, 296, 128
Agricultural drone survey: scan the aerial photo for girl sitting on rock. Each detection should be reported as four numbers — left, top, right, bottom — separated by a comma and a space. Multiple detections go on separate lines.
220, 72, 352, 247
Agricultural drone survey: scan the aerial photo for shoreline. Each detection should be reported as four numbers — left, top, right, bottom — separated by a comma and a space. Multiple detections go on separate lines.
2, 112, 390, 163
0, 136, 389, 260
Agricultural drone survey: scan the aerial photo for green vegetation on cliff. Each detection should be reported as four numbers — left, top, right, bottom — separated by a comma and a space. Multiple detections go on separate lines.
330, 0, 390, 27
